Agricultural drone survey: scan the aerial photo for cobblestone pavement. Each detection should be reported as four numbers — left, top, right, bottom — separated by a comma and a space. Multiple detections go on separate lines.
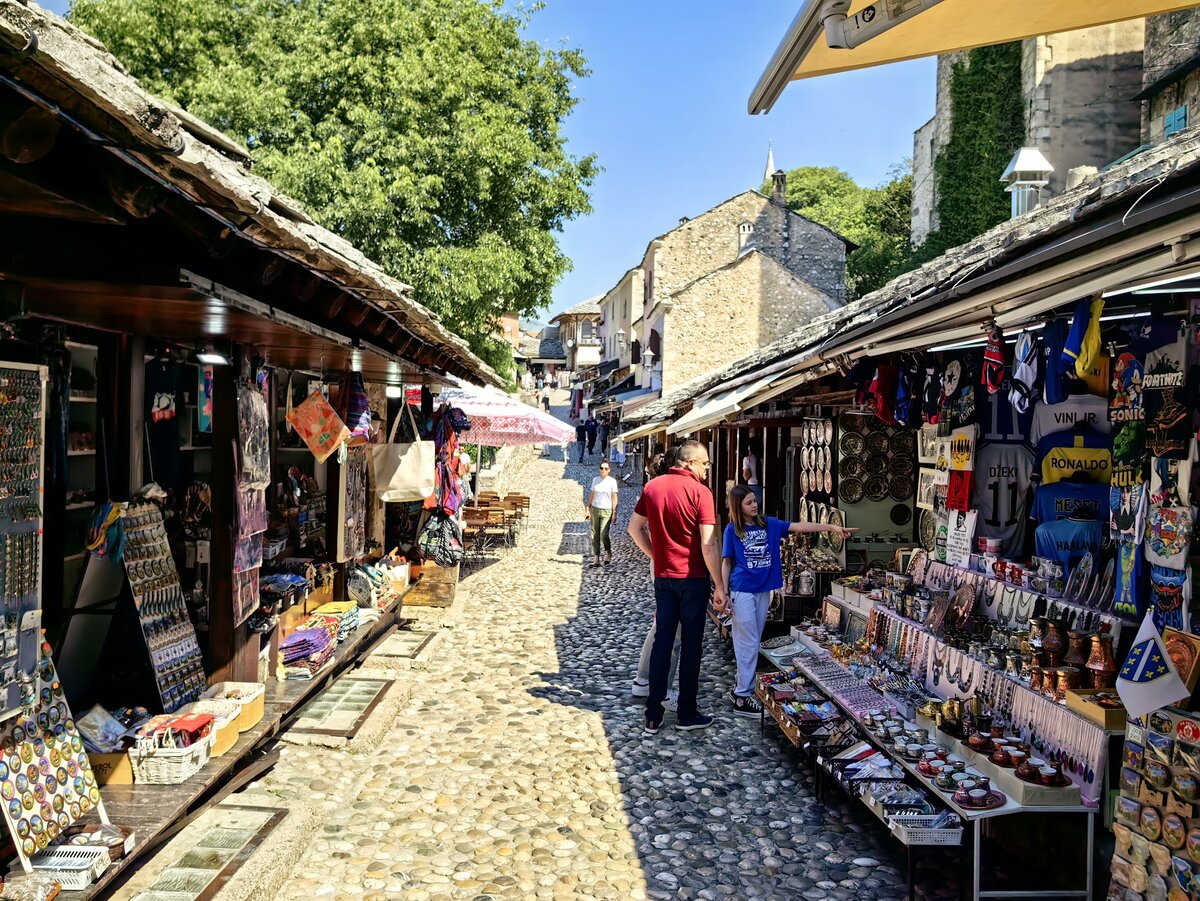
262, 399, 927, 901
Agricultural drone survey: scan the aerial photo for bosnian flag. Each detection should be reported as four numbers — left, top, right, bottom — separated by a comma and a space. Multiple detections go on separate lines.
1116, 611, 1190, 719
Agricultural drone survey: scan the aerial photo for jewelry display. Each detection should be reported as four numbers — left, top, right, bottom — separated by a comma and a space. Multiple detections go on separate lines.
122, 503, 206, 712
0, 364, 47, 722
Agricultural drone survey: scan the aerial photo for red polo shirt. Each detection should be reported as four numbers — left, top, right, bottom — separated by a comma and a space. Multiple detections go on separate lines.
634, 467, 716, 579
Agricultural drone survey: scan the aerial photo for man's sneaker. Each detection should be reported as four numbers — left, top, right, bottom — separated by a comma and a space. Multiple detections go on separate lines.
644, 719, 661, 735
729, 691, 763, 718
676, 712, 715, 732
631, 679, 650, 698
663, 690, 679, 712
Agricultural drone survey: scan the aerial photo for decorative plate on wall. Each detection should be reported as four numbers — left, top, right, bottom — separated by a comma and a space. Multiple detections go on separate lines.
866, 432, 890, 456
919, 509, 937, 550
840, 433, 866, 457
840, 477, 864, 504
824, 470, 834, 494
824, 421, 834, 446
892, 431, 916, 456
839, 413, 864, 434
826, 509, 847, 553
842, 456, 864, 479
865, 476, 889, 503
889, 475, 914, 501
890, 455, 915, 478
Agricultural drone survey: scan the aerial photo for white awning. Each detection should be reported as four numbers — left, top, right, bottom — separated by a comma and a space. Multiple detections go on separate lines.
749, 0, 1195, 114
667, 373, 778, 435
621, 420, 669, 442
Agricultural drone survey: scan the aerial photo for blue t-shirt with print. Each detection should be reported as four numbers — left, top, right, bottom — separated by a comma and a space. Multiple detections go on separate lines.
722, 517, 790, 594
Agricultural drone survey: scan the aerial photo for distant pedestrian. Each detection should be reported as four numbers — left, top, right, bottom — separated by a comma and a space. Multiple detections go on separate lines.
541, 390, 551, 413
721, 485, 856, 717
584, 415, 598, 456
585, 460, 618, 567
536, 375, 544, 391
598, 416, 610, 459
574, 419, 587, 463
628, 440, 727, 734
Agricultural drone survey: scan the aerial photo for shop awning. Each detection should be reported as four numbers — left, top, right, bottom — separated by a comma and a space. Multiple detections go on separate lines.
593, 385, 657, 414
667, 373, 779, 435
749, 0, 1196, 113
621, 420, 669, 442
594, 373, 636, 400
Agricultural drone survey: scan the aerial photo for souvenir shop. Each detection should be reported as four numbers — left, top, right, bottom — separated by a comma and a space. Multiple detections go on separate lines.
0, 11, 493, 895
686, 258, 1200, 898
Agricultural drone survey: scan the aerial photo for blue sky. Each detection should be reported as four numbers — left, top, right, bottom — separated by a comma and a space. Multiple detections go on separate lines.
43, 0, 934, 319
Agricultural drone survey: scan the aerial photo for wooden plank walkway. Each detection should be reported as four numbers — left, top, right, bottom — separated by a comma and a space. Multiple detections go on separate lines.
399, 563, 459, 608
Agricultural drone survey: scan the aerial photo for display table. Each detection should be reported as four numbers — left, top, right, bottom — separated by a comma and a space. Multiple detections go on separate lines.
760, 638, 1096, 900
58, 585, 413, 900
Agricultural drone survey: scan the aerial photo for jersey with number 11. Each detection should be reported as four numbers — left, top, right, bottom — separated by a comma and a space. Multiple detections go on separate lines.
973, 442, 1034, 558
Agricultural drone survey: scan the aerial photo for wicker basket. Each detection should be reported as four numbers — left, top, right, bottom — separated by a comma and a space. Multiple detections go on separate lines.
202, 681, 265, 732
889, 814, 963, 846
179, 699, 241, 757
30, 846, 110, 889
129, 732, 212, 784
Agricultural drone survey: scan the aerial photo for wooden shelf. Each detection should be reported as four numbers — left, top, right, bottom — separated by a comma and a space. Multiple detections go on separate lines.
69, 395, 97, 404
67, 449, 96, 457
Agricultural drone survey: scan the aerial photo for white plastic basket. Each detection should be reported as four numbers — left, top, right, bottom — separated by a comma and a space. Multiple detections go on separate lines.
889, 814, 963, 846
31, 845, 110, 889
129, 731, 212, 784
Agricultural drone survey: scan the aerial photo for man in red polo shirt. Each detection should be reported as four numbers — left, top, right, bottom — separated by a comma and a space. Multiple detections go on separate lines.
628, 439, 728, 734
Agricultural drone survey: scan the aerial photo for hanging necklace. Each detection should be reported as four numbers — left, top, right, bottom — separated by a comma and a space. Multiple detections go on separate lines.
1014, 591, 1035, 628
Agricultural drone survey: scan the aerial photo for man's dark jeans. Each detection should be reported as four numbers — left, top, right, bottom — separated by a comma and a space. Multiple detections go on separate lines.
647, 577, 709, 722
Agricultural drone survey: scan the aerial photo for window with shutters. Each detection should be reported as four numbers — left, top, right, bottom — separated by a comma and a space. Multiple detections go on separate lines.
1165, 105, 1188, 139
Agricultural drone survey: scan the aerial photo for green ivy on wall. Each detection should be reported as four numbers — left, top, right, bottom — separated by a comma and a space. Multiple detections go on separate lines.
915, 42, 1026, 264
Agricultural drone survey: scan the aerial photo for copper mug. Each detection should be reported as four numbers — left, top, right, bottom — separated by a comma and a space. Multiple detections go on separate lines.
1055, 666, 1081, 701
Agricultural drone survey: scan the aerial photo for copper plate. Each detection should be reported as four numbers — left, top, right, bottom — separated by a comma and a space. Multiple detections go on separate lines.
889, 475, 914, 501
839, 412, 864, 433
800, 470, 810, 495
920, 509, 937, 550
824, 470, 833, 494
840, 477, 864, 504
890, 455, 915, 477
842, 456, 864, 479
827, 509, 846, 553
866, 431, 890, 455
824, 421, 834, 445
865, 476, 889, 502
840, 432, 865, 457
892, 431, 917, 456
866, 454, 890, 478
802, 447, 811, 470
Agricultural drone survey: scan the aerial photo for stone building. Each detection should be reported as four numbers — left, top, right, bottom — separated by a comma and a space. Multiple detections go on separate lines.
549, 298, 602, 375
911, 23, 1145, 245
1137, 10, 1200, 145
600, 173, 850, 396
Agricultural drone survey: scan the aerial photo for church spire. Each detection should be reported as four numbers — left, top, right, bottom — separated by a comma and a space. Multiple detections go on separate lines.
762, 142, 776, 187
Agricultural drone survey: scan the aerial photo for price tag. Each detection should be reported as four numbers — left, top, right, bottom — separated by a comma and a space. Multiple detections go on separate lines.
197, 540, 211, 564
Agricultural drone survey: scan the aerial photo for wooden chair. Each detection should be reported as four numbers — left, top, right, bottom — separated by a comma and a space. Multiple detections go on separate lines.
485, 508, 513, 549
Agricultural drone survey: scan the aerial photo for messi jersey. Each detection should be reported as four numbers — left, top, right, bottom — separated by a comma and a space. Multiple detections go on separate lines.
972, 443, 1033, 558
1032, 480, 1109, 524
1035, 430, 1113, 485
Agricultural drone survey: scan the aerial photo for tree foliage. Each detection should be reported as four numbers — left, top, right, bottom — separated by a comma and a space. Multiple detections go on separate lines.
70, 0, 598, 378
766, 163, 913, 299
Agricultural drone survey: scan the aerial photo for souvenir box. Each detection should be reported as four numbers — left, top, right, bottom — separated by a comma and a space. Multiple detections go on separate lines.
952, 744, 1081, 806
1066, 689, 1127, 731
89, 752, 134, 786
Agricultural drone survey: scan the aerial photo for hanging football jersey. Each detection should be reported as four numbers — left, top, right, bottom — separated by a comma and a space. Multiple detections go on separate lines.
1109, 480, 1148, 544
1029, 394, 1110, 445
1034, 517, 1103, 572
973, 442, 1034, 557
1042, 318, 1072, 405
1146, 505, 1196, 568
979, 388, 1034, 447
1032, 479, 1109, 523
1150, 564, 1191, 632
1063, 294, 1104, 380
895, 360, 925, 429
1009, 330, 1041, 414
869, 363, 899, 424
1149, 443, 1195, 507
1079, 354, 1110, 400
1143, 325, 1191, 458
1109, 351, 1145, 424
1112, 540, 1143, 618
1035, 430, 1112, 485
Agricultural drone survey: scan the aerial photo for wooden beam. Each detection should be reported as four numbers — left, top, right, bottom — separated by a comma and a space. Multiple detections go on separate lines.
320, 291, 349, 319
208, 227, 239, 260
0, 103, 60, 164
291, 271, 322, 302
385, 323, 404, 344
365, 310, 389, 336
344, 301, 370, 328
260, 256, 286, 286
102, 162, 159, 219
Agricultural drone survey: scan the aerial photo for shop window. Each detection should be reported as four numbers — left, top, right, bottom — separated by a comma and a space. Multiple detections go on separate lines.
1165, 105, 1188, 139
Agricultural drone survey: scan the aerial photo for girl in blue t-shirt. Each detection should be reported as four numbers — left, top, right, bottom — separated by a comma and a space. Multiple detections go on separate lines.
722, 485, 856, 717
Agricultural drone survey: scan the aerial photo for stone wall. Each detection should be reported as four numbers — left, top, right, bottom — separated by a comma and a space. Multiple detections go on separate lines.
599, 268, 642, 367
1143, 10, 1200, 144
1022, 23, 1144, 195
910, 52, 969, 246
660, 252, 834, 389
650, 191, 847, 305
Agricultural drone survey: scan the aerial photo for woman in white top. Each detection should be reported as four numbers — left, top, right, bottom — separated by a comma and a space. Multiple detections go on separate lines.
586, 460, 619, 566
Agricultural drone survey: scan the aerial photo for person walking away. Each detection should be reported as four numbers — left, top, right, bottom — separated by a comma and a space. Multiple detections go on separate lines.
584, 415, 598, 456
536, 374, 544, 392
628, 440, 728, 734
722, 485, 857, 716
542, 390, 551, 413
585, 461, 618, 566
743, 439, 763, 507
598, 416, 610, 460
574, 419, 587, 463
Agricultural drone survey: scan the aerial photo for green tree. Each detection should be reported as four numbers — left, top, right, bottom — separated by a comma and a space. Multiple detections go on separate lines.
765, 163, 913, 299
70, 0, 597, 380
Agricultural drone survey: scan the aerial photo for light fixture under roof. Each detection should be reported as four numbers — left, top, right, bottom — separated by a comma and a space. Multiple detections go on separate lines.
196, 345, 229, 366
385, 385, 403, 399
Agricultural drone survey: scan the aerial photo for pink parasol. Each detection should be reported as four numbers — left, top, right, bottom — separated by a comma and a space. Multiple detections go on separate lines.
438, 383, 576, 446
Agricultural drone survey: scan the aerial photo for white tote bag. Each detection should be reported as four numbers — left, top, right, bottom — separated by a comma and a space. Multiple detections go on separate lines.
370, 402, 436, 503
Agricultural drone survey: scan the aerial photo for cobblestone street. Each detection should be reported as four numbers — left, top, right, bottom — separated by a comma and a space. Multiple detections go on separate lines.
222, 402, 918, 901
